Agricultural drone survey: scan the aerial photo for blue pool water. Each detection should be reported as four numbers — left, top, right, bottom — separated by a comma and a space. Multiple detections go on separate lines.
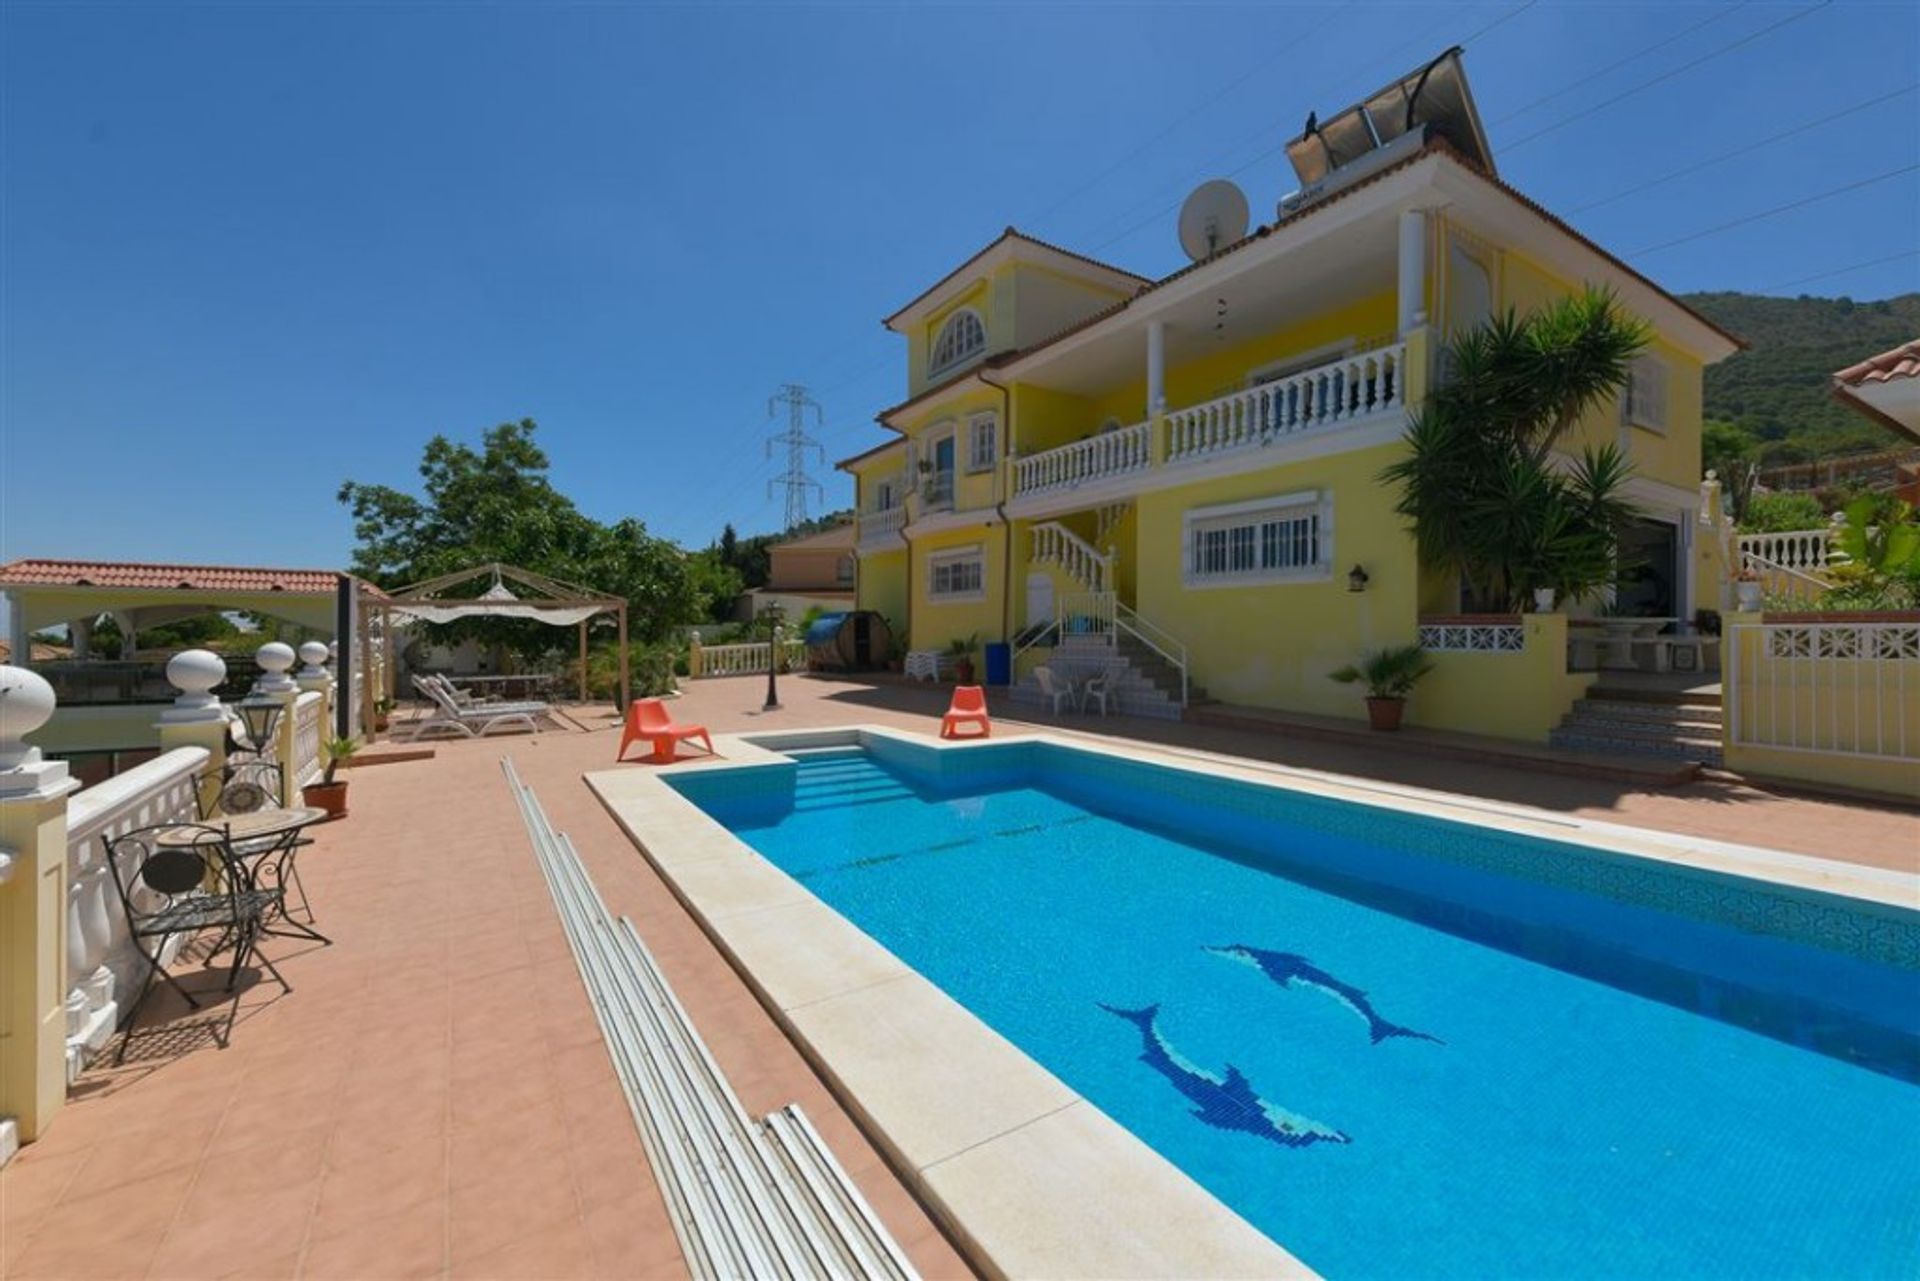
673, 742, 1920, 1278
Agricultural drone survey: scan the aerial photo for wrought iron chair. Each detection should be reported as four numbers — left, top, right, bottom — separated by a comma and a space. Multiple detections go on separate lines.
195, 758, 317, 925
105, 823, 290, 1061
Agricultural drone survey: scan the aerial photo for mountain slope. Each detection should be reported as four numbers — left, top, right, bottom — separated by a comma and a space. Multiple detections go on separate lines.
1680, 291, 1920, 458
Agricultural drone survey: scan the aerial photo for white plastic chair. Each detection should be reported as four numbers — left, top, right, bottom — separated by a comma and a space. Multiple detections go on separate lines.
1033, 665, 1078, 715
1080, 660, 1129, 717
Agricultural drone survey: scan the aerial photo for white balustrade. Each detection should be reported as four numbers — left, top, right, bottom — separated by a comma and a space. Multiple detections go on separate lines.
1737, 527, 1835, 576
1728, 620, 1920, 759
694, 639, 809, 678
857, 505, 907, 546
1030, 522, 1110, 593
63, 747, 210, 1075
1012, 422, 1152, 497
1166, 343, 1404, 463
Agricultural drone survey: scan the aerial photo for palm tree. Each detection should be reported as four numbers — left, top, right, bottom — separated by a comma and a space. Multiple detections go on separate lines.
1381, 287, 1650, 612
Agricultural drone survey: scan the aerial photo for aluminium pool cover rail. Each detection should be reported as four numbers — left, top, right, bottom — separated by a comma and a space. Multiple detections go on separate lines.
502, 758, 919, 1281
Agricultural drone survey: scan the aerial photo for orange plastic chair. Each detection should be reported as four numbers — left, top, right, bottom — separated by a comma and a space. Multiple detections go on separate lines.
940, 685, 991, 740
617, 698, 716, 764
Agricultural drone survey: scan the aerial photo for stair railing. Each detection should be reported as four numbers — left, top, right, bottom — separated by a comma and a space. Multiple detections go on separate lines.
1030, 521, 1111, 593
1114, 601, 1190, 708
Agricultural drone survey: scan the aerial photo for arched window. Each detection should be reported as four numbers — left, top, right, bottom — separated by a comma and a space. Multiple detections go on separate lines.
928, 309, 986, 377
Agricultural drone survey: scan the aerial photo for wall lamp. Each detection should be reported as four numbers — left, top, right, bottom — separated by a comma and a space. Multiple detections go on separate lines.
1347, 564, 1371, 594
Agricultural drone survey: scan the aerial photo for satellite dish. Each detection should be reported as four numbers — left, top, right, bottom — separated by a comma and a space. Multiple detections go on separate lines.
1178, 180, 1250, 262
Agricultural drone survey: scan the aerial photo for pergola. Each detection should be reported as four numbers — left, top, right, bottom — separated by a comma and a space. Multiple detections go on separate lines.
370, 563, 628, 735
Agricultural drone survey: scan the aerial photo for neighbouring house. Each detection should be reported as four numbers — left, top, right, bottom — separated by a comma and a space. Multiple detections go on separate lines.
0, 558, 380, 776
1829, 340, 1920, 505
841, 50, 1742, 746
737, 522, 857, 621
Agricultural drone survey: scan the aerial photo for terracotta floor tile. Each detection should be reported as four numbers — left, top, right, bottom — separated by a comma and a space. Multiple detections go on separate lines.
446, 1218, 596, 1280
446, 1146, 582, 1265
299, 1198, 448, 1280
6, 1171, 190, 1279
579, 1188, 685, 1280
145, 1183, 318, 1279
309, 1137, 448, 1238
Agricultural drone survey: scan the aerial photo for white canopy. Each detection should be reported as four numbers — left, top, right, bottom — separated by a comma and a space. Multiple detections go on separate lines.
390, 582, 601, 626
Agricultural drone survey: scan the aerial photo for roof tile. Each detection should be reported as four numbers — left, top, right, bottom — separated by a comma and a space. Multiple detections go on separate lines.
0, 559, 380, 596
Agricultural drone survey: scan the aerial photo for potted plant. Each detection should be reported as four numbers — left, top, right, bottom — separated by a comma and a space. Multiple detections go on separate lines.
373, 697, 393, 732
301, 736, 361, 819
947, 633, 978, 684
1329, 645, 1433, 732
1734, 566, 1763, 611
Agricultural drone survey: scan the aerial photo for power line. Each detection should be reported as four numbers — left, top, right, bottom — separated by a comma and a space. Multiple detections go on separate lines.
1485, 2, 1747, 127
1626, 162, 1920, 258
1027, 1, 1356, 228
1503, 0, 1833, 153
1762, 250, 1920, 293
1567, 82, 1920, 216
1083, 0, 1540, 255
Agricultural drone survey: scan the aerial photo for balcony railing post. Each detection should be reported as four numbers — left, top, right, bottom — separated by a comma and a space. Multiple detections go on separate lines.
0, 667, 81, 1152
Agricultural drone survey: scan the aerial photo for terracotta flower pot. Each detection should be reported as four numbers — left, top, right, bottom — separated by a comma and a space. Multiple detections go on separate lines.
954, 660, 975, 684
1364, 696, 1406, 732
302, 781, 349, 820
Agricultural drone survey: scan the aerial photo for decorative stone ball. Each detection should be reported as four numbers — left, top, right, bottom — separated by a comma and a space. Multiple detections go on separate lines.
0, 665, 58, 743
256, 642, 297, 674
166, 648, 228, 696
298, 640, 330, 668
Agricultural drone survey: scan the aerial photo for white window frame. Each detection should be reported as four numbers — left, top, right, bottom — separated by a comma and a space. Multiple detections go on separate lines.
965, 412, 998, 473
928, 308, 987, 379
1622, 353, 1670, 434
1180, 490, 1332, 590
927, 545, 986, 602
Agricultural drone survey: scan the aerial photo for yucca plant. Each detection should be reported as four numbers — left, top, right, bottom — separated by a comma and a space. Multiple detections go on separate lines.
1382, 286, 1648, 611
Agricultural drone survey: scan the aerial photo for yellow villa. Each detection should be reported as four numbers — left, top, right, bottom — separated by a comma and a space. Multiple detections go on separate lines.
842, 52, 1747, 750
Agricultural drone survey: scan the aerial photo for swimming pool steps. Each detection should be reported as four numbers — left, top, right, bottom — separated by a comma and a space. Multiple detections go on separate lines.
502, 758, 920, 1281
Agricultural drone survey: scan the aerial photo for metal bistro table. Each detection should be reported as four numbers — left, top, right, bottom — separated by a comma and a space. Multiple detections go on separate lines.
158, 807, 332, 944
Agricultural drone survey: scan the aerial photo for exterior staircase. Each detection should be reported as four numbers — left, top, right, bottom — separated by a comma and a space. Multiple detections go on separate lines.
1008, 633, 1201, 722
1548, 681, 1724, 768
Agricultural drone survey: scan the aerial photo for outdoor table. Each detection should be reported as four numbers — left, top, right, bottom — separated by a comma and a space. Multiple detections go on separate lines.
449, 673, 556, 701
157, 807, 331, 943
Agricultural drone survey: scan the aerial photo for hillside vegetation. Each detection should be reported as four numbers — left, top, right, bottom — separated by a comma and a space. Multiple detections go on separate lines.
1680, 290, 1919, 461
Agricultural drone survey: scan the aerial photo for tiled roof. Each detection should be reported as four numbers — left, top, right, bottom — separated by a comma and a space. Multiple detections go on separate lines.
0, 559, 380, 596
1834, 340, 1920, 388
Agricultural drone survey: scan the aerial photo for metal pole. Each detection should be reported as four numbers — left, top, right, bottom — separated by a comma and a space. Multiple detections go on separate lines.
578, 619, 589, 705
763, 622, 782, 711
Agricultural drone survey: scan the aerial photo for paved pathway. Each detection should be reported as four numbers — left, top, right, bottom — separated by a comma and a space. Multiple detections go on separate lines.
3, 674, 1911, 1280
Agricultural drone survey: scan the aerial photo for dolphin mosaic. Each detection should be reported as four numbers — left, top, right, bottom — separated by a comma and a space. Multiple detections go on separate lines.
1204, 944, 1443, 1046
1098, 1002, 1350, 1150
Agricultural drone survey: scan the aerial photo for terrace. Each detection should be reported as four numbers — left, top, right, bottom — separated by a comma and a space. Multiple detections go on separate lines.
1, 671, 1914, 1278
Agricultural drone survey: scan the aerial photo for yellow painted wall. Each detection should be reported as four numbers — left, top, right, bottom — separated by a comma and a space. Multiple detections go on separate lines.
1408, 616, 1595, 741
897, 385, 1007, 515
908, 280, 993, 399
1007, 262, 1133, 350
855, 550, 909, 638
1499, 250, 1706, 496
1132, 440, 1417, 719
908, 524, 1009, 652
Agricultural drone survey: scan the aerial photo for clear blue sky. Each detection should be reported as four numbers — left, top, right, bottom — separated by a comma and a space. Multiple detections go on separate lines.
4, 0, 1916, 575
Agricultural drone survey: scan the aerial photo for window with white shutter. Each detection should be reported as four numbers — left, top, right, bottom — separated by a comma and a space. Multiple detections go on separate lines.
1181, 491, 1331, 588
928, 546, 986, 601
1622, 354, 1670, 434
966, 413, 997, 473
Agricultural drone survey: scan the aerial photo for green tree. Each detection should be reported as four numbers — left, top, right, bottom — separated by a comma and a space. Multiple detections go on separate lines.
1381, 287, 1649, 611
338, 420, 699, 657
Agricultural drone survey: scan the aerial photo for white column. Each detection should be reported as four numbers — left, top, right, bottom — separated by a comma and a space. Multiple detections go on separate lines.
1398, 208, 1427, 334
4, 593, 28, 669
68, 618, 93, 662
1147, 320, 1167, 414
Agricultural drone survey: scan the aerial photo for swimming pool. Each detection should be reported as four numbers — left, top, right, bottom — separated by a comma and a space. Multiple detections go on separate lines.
664, 735, 1920, 1278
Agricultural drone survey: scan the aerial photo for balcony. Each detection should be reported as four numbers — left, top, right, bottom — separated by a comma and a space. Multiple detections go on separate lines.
1010, 343, 1406, 514
855, 503, 907, 551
